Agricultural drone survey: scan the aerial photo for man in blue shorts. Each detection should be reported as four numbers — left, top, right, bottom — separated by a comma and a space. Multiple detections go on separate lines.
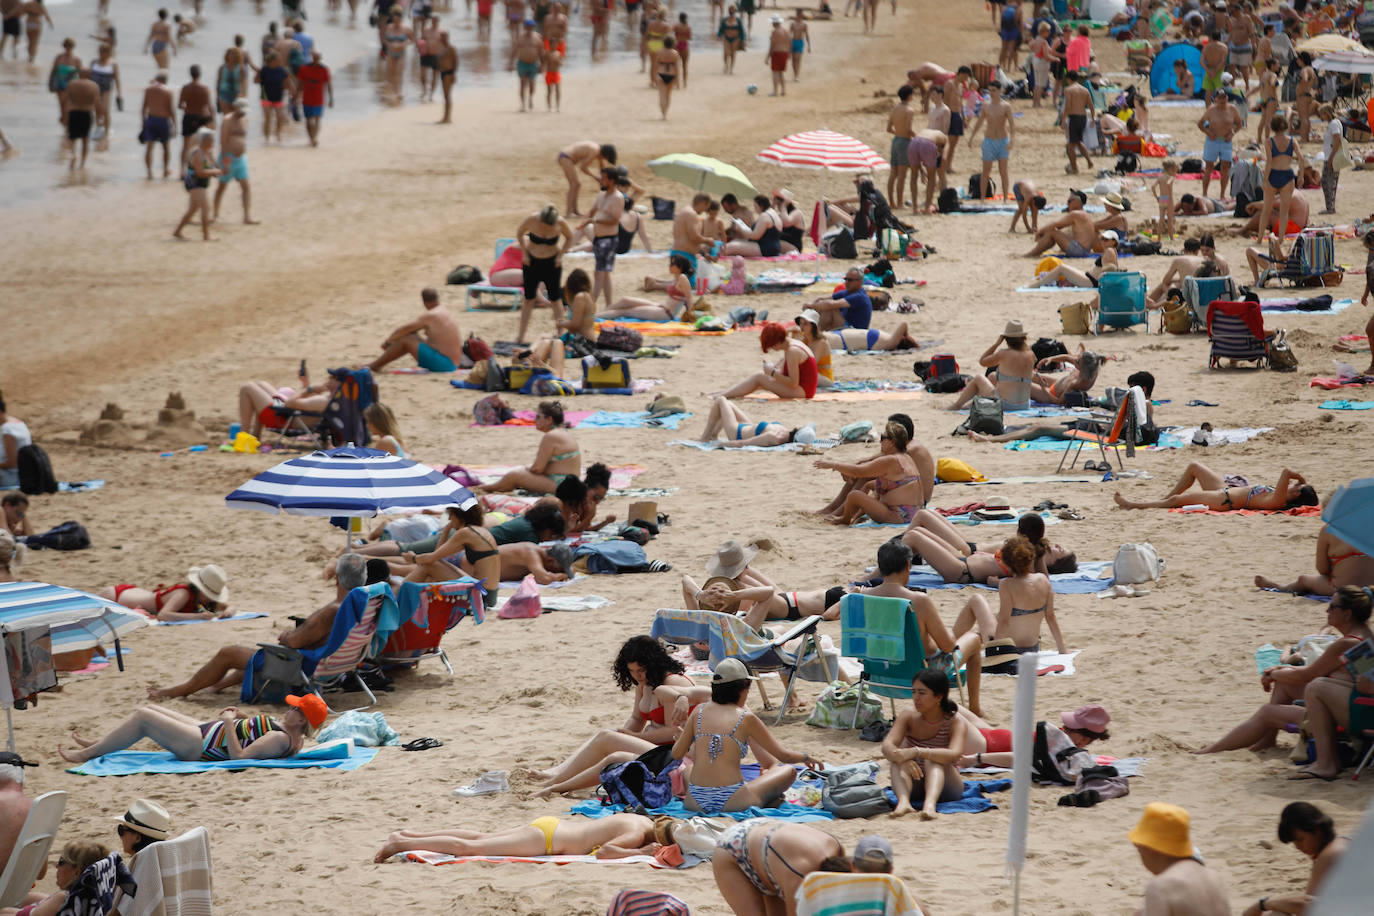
368, 288, 465, 372
806, 268, 872, 331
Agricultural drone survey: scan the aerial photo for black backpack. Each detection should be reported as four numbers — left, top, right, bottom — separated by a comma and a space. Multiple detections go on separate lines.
445, 265, 483, 285
968, 174, 995, 199
1114, 152, 1139, 175
25, 520, 91, 551
1032, 337, 1068, 363
937, 187, 961, 213
1181, 157, 1204, 174
826, 228, 858, 259
17, 445, 57, 495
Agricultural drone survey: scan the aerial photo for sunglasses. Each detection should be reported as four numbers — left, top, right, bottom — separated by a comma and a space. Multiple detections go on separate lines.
880, 434, 892, 442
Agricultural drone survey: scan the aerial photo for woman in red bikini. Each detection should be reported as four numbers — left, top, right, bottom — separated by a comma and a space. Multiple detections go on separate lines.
528, 635, 708, 797
1256, 524, 1374, 597
709, 321, 817, 400
98, 564, 233, 622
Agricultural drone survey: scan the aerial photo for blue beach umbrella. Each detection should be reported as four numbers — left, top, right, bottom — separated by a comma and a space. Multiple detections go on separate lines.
1321, 477, 1374, 557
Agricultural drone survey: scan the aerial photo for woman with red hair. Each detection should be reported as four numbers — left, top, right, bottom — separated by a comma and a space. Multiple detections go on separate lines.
709, 322, 817, 400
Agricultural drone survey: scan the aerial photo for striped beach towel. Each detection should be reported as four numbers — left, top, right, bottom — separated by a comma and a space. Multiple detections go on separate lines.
607, 889, 691, 915
795, 873, 925, 916
112, 826, 213, 916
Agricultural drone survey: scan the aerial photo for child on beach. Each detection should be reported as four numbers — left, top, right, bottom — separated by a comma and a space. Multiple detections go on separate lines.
543, 43, 562, 111
1152, 159, 1179, 240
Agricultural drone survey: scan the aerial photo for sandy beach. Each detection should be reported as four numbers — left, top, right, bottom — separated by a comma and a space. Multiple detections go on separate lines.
4, 0, 1374, 912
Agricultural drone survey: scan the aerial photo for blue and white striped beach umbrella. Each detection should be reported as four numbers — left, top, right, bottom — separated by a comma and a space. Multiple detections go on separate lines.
225, 446, 476, 518
0, 581, 151, 654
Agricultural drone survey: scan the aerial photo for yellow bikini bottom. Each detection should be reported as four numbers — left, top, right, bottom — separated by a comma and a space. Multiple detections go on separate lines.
529, 816, 559, 855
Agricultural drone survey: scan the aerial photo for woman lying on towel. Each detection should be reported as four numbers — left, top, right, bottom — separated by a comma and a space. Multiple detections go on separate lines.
671, 658, 824, 814
697, 395, 818, 448
57, 697, 324, 765
1194, 586, 1373, 757
1113, 462, 1318, 511
680, 575, 846, 627
529, 636, 708, 798
1026, 233, 1123, 291
825, 322, 921, 354
1255, 524, 1374, 597
98, 564, 233, 623
713, 822, 849, 914
373, 812, 666, 863
899, 510, 1077, 584
814, 421, 925, 525
709, 322, 817, 400
958, 704, 1112, 776
598, 254, 694, 321
473, 401, 581, 495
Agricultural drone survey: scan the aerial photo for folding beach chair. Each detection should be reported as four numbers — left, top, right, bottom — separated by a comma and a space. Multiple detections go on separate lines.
1095, 271, 1149, 334
266, 367, 378, 450
112, 826, 214, 916
376, 579, 486, 674
650, 608, 835, 724
0, 790, 66, 907
1350, 693, 1374, 780
1257, 229, 1342, 289
466, 239, 523, 312
1207, 300, 1276, 369
839, 594, 965, 727
795, 872, 926, 916
1181, 275, 1238, 331
1055, 385, 1144, 473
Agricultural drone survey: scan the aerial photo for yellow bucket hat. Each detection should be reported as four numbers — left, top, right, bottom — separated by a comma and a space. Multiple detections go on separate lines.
1128, 802, 1196, 859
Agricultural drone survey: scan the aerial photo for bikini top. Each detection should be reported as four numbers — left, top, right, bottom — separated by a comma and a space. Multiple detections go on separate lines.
1010, 601, 1048, 617
1269, 136, 1295, 159
695, 706, 749, 762
464, 529, 499, 565
875, 464, 920, 498
528, 231, 560, 246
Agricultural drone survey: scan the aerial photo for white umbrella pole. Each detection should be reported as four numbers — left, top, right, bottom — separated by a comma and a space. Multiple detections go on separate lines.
1005, 652, 1039, 915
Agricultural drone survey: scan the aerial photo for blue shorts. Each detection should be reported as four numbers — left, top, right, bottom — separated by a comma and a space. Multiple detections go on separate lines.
303, 105, 324, 119
791, 39, 804, 53
982, 136, 1010, 161
1202, 137, 1233, 164
218, 152, 249, 183
416, 342, 457, 372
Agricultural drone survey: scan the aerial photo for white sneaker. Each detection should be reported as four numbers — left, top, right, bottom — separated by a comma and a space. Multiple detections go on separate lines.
452, 771, 509, 797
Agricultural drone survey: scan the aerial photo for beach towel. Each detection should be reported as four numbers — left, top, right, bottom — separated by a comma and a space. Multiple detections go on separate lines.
156, 612, 268, 626
1156, 426, 1273, 447
795, 873, 926, 916
577, 410, 693, 429
853, 509, 1062, 529
668, 438, 840, 452
594, 319, 737, 337
1319, 400, 1374, 410
461, 463, 646, 489
882, 777, 1012, 813
569, 797, 833, 823
751, 269, 822, 291
983, 649, 1081, 677
390, 850, 674, 868
1015, 284, 1095, 294
56, 479, 106, 493
1168, 505, 1323, 517
744, 380, 923, 403
66, 739, 378, 775
448, 378, 660, 396
112, 826, 212, 916
901, 562, 1110, 596
939, 474, 1105, 485
1334, 334, 1369, 353
471, 408, 595, 428
1260, 298, 1352, 315
1310, 376, 1374, 389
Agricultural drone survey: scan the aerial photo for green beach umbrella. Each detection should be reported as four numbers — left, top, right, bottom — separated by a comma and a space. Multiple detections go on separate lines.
646, 153, 759, 201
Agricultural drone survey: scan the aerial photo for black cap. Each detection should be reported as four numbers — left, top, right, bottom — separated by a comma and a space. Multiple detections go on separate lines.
0, 752, 38, 768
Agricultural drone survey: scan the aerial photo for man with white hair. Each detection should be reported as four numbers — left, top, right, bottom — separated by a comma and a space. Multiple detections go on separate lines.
0, 751, 37, 871
212, 98, 257, 226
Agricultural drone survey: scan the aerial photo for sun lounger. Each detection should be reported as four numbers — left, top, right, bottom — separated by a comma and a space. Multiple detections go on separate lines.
0, 791, 66, 907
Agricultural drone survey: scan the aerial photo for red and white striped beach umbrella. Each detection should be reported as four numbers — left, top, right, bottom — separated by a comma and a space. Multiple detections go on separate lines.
756, 130, 889, 172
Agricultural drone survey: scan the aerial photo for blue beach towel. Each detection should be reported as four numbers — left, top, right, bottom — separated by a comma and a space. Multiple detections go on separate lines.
570, 798, 833, 823
903, 561, 1111, 594
578, 410, 692, 429
1319, 400, 1374, 410
883, 777, 1012, 814
65, 739, 377, 775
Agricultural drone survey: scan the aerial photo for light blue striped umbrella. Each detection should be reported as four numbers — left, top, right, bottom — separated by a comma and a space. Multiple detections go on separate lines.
225, 446, 476, 546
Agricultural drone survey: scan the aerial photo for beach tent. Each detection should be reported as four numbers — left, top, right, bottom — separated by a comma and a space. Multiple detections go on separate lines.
1150, 42, 1203, 97
1088, 0, 1126, 22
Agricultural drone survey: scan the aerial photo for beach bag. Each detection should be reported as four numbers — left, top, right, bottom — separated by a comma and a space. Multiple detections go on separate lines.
878, 229, 909, 258
824, 228, 858, 259
1161, 301, 1193, 334
1113, 542, 1163, 584
1181, 157, 1204, 174
651, 196, 676, 220
838, 421, 874, 443
472, 394, 513, 426
445, 264, 482, 285
1031, 721, 1088, 785
820, 763, 893, 818
937, 187, 961, 213
17, 444, 58, 495
582, 355, 631, 389
1058, 765, 1130, 806
533, 377, 577, 396
598, 744, 680, 809
1269, 336, 1298, 372
806, 681, 883, 730
1059, 301, 1093, 335
24, 521, 90, 552
925, 353, 959, 379
925, 373, 970, 393
497, 575, 542, 619
936, 457, 986, 482
596, 325, 644, 352
1113, 152, 1140, 175
961, 396, 1004, 435
1032, 337, 1068, 363
5, 626, 56, 701
969, 174, 994, 199
482, 360, 509, 392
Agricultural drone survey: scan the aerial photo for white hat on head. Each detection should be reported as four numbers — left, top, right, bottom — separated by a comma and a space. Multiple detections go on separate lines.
186, 564, 229, 604
114, 799, 172, 841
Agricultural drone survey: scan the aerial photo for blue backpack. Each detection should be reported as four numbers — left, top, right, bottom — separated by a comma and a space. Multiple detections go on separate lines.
598, 745, 679, 809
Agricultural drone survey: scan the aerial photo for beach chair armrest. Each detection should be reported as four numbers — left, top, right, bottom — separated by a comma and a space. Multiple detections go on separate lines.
770, 615, 823, 648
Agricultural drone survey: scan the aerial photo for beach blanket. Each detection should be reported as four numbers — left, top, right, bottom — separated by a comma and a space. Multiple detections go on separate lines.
595, 319, 736, 337
472, 409, 595, 428
1310, 376, 1374, 389
940, 474, 1104, 485
1015, 285, 1095, 294
744, 380, 923, 403
449, 378, 660, 396
570, 798, 833, 823
1156, 426, 1273, 448
1168, 505, 1323, 517
1319, 400, 1374, 410
577, 410, 693, 429
462, 463, 646, 489
1260, 298, 1352, 315
1334, 334, 1369, 353
1149, 98, 1206, 107
751, 269, 822, 291
66, 739, 377, 776
882, 777, 1012, 814
157, 612, 269, 626
668, 438, 840, 452
983, 649, 1081, 678
855, 509, 1061, 529
902, 562, 1110, 595
56, 479, 106, 493
391, 850, 667, 867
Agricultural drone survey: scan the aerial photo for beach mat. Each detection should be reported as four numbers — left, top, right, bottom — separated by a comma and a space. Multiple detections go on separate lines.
939, 475, 1103, 485
982, 649, 1081, 678
157, 612, 269, 626
577, 410, 692, 429
1310, 376, 1374, 389
668, 438, 840, 452
903, 561, 1110, 595
882, 777, 1013, 814
1168, 505, 1323, 518
1319, 400, 1374, 410
1260, 298, 1353, 315
571, 798, 832, 823
66, 739, 377, 776
594, 319, 739, 337
745, 382, 922, 403
392, 851, 666, 867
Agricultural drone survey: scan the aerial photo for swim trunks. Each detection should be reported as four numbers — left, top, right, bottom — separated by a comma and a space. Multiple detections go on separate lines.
544, 38, 566, 54
791, 38, 804, 53
1202, 70, 1224, 92
1066, 114, 1086, 144
982, 136, 1010, 161
907, 135, 939, 168
1202, 136, 1233, 163
516, 59, 540, 79
181, 113, 211, 137
522, 255, 564, 302
416, 342, 457, 372
141, 115, 172, 144
948, 110, 964, 137
303, 104, 324, 118
419, 53, 438, 68
1063, 239, 1091, 257
769, 50, 788, 72
1229, 45, 1252, 67
66, 110, 93, 141
218, 151, 249, 182
546, 70, 561, 85
2, 17, 19, 38
593, 235, 617, 272
889, 135, 910, 166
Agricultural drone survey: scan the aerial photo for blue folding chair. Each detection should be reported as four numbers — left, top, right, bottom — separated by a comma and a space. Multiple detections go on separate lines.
839, 594, 965, 727
1096, 271, 1148, 334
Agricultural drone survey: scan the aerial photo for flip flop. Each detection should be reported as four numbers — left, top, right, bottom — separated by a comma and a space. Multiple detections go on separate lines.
402, 737, 444, 752
1287, 769, 1337, 781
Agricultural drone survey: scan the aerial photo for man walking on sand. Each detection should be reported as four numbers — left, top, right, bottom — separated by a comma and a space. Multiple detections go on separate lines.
0, 0, 23, 60
368, 288, 464, 373
514, 19, 542, 111
968, 81, 1014, 201
213, 99, 258, 225
585, 167, 625, 308
296, 49, 332, 145
177, 63, 214, 166
1129, 803, 1229, 916
64, 69, 98, 171
140, 71, 174, 178
886, 85, 916, 209
766, 15, 789, 96
434, 32, 457, 123
1197, 90, 1239, 201
1062, 72, 1094, 174
789, 9, 809, 81
940, 67, 972, 183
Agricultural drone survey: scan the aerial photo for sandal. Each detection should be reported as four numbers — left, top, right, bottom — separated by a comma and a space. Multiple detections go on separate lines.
402, 737, 444, 752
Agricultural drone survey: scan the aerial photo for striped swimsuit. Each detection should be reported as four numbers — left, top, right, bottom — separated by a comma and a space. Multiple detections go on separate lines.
198, 715, 283, 761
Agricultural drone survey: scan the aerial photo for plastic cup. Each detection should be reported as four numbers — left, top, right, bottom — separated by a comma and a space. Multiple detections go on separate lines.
228, 423, 242, 439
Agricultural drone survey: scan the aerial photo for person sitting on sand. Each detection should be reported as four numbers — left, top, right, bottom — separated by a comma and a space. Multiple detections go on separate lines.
826, 323, 920, 354
1256, 524, 1374, 597
681, 575, 846, 628
702, 539, 778, 592
58, 696, 324, 765
373, 812, 665, 863
98, 564, 233, 623
1129, 803, 1231, 916
814, 421, 925, 525
671, 658, 824, 813
1023, 190, 1098, 258
599, 254, 694, 321
713, 822, 849, 913
710, 321, 817, 400
696, 395, 818, 449
1194, 586, 1373, 757
804, 269, 873, 332
1145, 236, 1206, 303
883, 669, 967, 819
2, 492, 33, 539
985, 534, 1068, 670
791, 309, 833, 388
958, 704, 1111, 777
0, 530, 23, 584
473, 401, 580, 494
1297, 658, 1374, 782
363, 403, 406, 457
402, 498, 500, 610
722, 195, 786, 258
816, 412, 934, 515
1113, 464, 1317, 511
946, 320, 1037, 412
529, 635, 707, 797
1239, 802, 1349, 916
1030, 344, 1103, 405
367, 287, 463, 374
